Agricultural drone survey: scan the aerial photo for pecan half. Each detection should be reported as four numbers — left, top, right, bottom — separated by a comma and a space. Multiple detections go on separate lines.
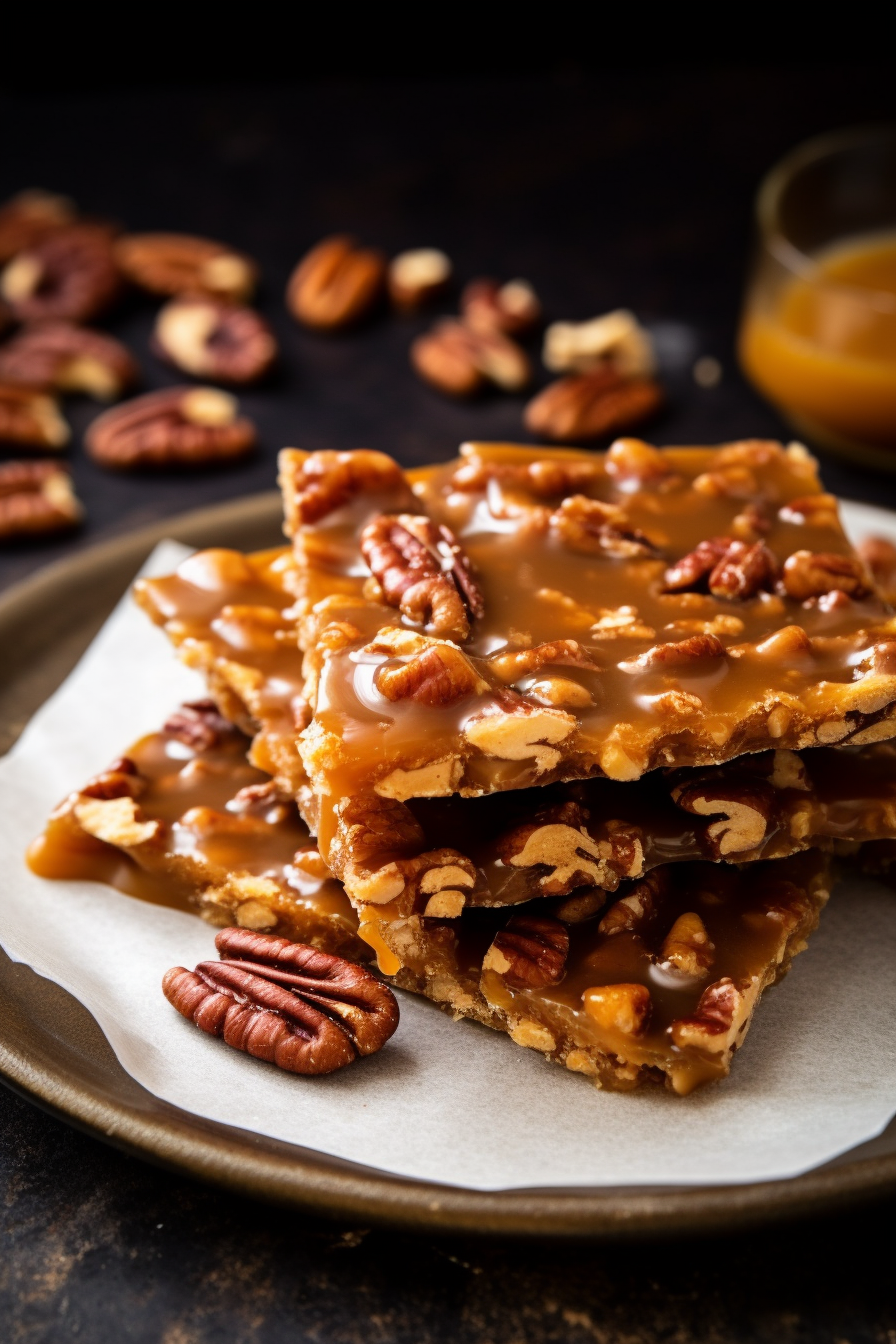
461, 278, 541, 337
163, 699, 233, 750
782, 550, 871, 602
279, 447, 415, 530
671, 779, 774, 857
86, 387, 255, 470
411, 318, 531, 396
597, 866, 670, 936
360, 513, 484, 642
482, 913, 569, 990
543, 309, 656, 377
619, 633, 726, 673
163, 927, 399, 1075
0, 189, 77, 263
524, 367, 663, 443
0, 459, 83, 540
388, 248, 452, 311
550, 494, 657, 558
375, 640, 485, 705
114, 233, 257, 302
663, 536, 777, 599
0, 322, 138, 400
582, 983, 652, 1036
153, 297, 277, 384
286, 235, 386, 330
0, 226, 121, 323
0, 384, 69, 449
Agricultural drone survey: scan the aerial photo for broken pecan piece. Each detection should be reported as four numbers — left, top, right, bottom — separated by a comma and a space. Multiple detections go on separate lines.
660, 912, 715, 977
582, 983, 651, 1037
163, 927, 399, 1075
482, 913, 569, 990
374, 640, 485, 705
360, 513, 483, 642
663, 537, 777, 599
524, 366, 663, 443
550, 494, 657, 558
0, 459, 83, 540
782, 550, 871, 602
671, 779, 775, 857
163, 699, 234, 751
0, 189, 77, 263
286, 235, 386, 329
411, 318, 532, 396
0, 322, 138, 400
114, 233, 258, 302
0, 384, 69, 449
153, 296, 277, 384
598, 867, 669, 936
619, 633, 725, 673
0, 226, 121, 323
543, 309, 656, 377
461, 277, 541, 337
279, 447, 416, 530
387, 248, 452, 311
86, 387, 256, 470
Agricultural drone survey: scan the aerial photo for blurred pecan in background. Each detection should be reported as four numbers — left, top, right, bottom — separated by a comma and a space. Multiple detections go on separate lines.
114, 233, 258, 303
0, 459, 83, 540
86, 386, 255, 470
0, 226, 122, 324
387, 248, 452, 311
153, 296, 277, 384
0, 190, 77, 263
543, 309, 656, 377
0, 323, 138, 400
461, 277, 541, 337
0, 384, 69, 449
524, 366, 663, 443
286, 235, 386, 330
411, 318, 531, 396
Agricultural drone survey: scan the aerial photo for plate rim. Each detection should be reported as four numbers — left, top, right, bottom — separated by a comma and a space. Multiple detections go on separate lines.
2, 490, 896, 1238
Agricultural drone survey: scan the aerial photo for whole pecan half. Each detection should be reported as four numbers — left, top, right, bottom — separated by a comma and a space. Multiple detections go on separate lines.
114, 233, 258, 302
0, 459, 83, 541
524, 367, 663, 443
360, 513, 484, 642
0, 226, 122, 323
781, 550, 871, 602
663, 536, 778, 600
550, 494, 657, 558
461, 278, 541, 337
286, 235, 386, 330
0, 190, 77, 263
619, 632, 726, 673
153, 297, 277, 384
163, 928, 399, 1074
0, 322, 138, 400
163, 699, 234, 751
0, 384, 69, 450
387, 248, 452, 311
86, 386, 256, 470
411, 318, 531, 396
482, 913, 569, 990
279, 447, 416, 531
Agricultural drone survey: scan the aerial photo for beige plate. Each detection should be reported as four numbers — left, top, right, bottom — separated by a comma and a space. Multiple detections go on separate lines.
2, 492, 896, 1237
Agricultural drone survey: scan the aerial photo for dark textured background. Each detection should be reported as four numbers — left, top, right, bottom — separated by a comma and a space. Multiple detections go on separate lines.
2, 67, 896, 1340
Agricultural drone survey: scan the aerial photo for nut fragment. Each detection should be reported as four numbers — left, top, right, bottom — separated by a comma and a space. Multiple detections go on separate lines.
0, 384, 69, 449
0, 322, 138, 400
482, 913, 569, 990
497, 809, 615, 895
163, 699, 233, 750
660, 912, 715, 976
582, 983, 651, 1036
669, 977, 745, 1053
360, 513, 484, 642
162, 926, 399, 1075
619, 633, 725, 674
153, 297, 277, 384
86, 386, 255, 470
671, 780, 774, 857
463, 690, 576, 772
605, 437, 677, 490
857, 536, 896, 604
524, 367, 663, 443
114, 233, 257, 302
663, 536, 777, 600
550, 494, 657, 558
0, 189, 77, 263
782, 550, 871, 602
375, 640, 486, 705
286, 235, 386, 330
778, 493, 840, 528
489, 638, 598, 684
0, 226, 121, 323
461, 278, 541, 337
388, 248, 452, 311
450, 453, 600, 498
598, 868, 669, 936
411, 318, 531, 396
543, 309, 656, 377
0, 459, 83, 540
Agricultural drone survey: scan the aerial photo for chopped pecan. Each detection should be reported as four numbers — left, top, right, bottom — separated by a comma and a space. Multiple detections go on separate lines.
692, 466, 758, 499
550, 494, 657, 557
662, 537, 731, 592
482, 913, 569, 990
0, 322, 138, 400
497, 804, 618, 895
598, 867, 669, 935
461, 278, 541, 337
857, 536, 896, 603
0, 189, 77, 263
543, 309, 656, 377
0, 459, 83, 540
360, 513, 483, 642
732, 502, 772, 541
779, 493, 840, 528
153, 297, 277, 384
619, 633, 726, 673
114, 233, 257, 302
582, 983, 651, 1036
605, 436, 678, 490
671, 779, 774, 857
781, 550, 871, 602
286, 235, 386, 330
163, 927, 399, 1074
375, 640, 486, 705
0, 226, 121, 323
163, 700, 233, 751
387, 248, 452, 311
411, 318, 531, 396
659, 912, 714, 976
450, 454, 600, 498
663, 536, 777, 599
524, 367, 663, 443
669, 977, 745, 1052
0, 384, 69, 449
86, 386, 255, 470
78, 756, 141, 801
489, 638, 598, 684
279, 447, 415, 530
74, 795, 162, 847
463, 689, 576, 772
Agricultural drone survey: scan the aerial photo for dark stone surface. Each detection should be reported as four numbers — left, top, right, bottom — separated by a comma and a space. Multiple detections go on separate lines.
2, 70, 896, 1339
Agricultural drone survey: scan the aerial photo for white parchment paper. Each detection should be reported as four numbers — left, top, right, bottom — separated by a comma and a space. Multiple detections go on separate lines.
2, 535, 896, 1193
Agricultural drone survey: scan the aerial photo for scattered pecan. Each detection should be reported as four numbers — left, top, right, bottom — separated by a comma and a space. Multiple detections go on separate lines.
550, 494, 657, 558
619, 633, 725, 673
114, 233, 257, 302
857, 536, 896, 603
387, 248, 452, 311
278, 447, 415, 530
598, 867, 669, 936
482, 913, 569, 990
411, 318, 531, 396
153, 296, 277, 384
286, 235, 386, 330
732, 502, 772, 541
671, 779, 774, 857
605, 437, 678, 490
662, 537, 730, 591
461, 278, 541, 337
582, 983, 652, 1036
163, 699, 233, 751
375, 641, 485, 705
0, 459, 83, 540
524, 366, 663, 443
85, 386, 255, 470
692, 466, 758, 500
781, 550, 871, 602
0, 226, 121, 323
659, 912, 715, 976
0, 189, 77, 263
489, 638, 598, 684
0, 384, 69, 450
663, 536, 777, 599
543, 309, 656, 377
360, 513, 484, 642
0, 322, 138, 400
163, 927, 399, 1075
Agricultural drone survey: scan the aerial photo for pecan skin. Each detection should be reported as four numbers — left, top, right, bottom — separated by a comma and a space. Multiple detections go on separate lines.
286, 235, 386, 330
0, 322, 138, 399
0, 226, 122, 323
279, 447, 415, 530
411, 318, 531, 396
485, 914, 569, 990
86, 386, 256, 470
114, 233, 258, 302
0, 385, 69, 450
153, 297, 277, 385
782, 550, 871, 602
524, 367, 663, 443
163, 928, 399, 1075
360, 513, 483, 642
0, 459, 83, 541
